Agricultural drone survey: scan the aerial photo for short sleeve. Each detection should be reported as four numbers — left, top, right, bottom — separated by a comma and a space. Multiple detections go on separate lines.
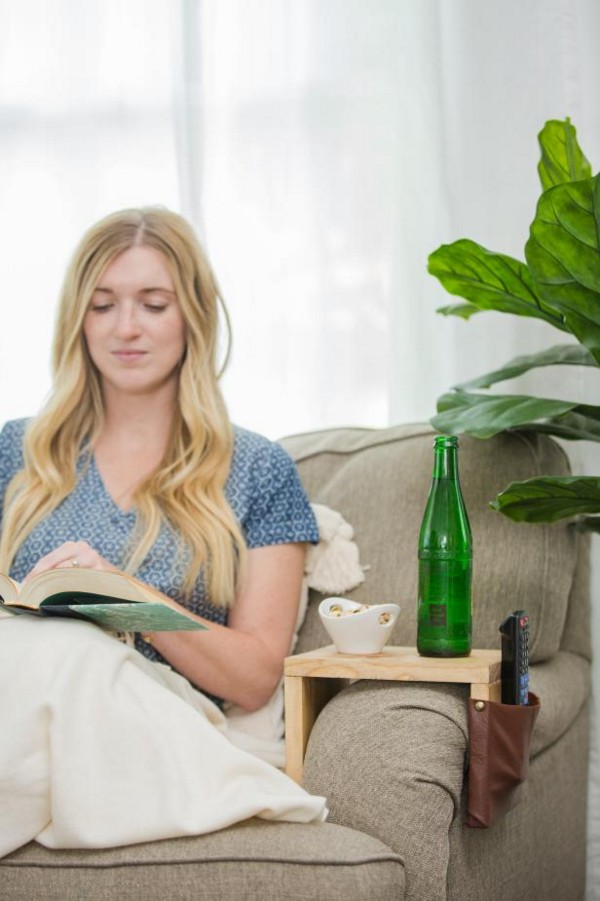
0, 418, 28, 532
241, 439, 319, 550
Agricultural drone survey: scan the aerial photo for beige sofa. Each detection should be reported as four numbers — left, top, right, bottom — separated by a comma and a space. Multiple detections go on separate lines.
0, 424, 590, 900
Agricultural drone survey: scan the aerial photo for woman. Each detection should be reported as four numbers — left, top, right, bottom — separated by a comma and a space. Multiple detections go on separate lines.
0, 206, 319, 710
0, 207, 325, 856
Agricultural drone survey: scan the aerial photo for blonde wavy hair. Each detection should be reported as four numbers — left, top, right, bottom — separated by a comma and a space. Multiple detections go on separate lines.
0, 207, 246, 606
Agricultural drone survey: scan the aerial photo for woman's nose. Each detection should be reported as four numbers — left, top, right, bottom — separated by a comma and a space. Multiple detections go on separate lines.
114, 303, 142, 338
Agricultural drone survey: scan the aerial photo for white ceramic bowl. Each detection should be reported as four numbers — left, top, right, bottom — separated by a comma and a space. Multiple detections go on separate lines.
318, 596, 401, 655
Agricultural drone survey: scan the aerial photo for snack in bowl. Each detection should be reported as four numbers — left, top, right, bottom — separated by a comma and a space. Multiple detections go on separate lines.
318, 596, 401, 655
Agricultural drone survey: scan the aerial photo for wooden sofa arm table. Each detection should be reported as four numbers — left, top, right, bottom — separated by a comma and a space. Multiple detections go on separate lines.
284, 645, 501, 782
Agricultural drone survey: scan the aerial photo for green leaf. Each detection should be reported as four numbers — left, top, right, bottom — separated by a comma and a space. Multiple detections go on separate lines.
490, 476, 600, 523
528, 407, 600, 442
525, 173, 600, 363
436, 302, 483, 320
537, 119, 592, 191
574, 516, 600, 533
455, 343, 597, 390
433, 391, 600, 442
432, 391, 577, 438
428, 240, 566, 329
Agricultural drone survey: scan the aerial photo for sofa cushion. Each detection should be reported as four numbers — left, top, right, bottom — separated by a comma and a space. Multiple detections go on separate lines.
282, 425, 579, 662
0, 820, 405, 901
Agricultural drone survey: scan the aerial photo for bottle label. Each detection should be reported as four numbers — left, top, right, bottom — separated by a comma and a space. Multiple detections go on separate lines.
428, 604, 447, 627
417, 557, 472, 654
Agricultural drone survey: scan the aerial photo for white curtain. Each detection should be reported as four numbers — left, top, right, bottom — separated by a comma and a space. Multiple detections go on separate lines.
177, 0, 398, 437
0, 0, 181, 421
179, 7, 600, 892
0, 0, 598, 892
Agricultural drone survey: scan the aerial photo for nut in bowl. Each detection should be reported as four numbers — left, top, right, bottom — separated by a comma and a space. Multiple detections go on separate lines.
318, 596, 401, 655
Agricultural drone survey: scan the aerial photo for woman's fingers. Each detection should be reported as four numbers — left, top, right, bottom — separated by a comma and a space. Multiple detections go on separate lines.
24, 541, 113, 581
26, 542, 83, 578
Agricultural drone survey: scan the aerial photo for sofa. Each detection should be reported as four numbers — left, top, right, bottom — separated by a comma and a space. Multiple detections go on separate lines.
0, 424, 590, 900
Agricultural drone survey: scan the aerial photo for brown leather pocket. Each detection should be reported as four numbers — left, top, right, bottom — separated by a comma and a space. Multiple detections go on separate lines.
466, 693, 540, 828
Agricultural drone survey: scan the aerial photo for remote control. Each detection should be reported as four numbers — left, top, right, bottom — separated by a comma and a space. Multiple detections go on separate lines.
499, 611, 529, 705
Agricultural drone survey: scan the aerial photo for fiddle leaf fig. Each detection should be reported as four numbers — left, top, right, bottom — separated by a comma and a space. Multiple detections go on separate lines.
429, 117, 600, 526
537, 118, 592, 190
433, 391, 578, 438
435, 392, 600, 443
428, 239, 565, 329
525, 408, 600, 442
574, 517, 600, 533
455, 344, 596, 390
490, 476, 600, 523
525, 174, 600, 364
436, 301, 482, 320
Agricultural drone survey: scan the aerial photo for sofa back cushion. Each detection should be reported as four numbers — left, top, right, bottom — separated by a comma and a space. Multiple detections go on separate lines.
282, 425, 582, 663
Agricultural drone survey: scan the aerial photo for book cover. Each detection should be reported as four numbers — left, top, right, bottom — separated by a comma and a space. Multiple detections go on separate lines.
0, 569, 207, 633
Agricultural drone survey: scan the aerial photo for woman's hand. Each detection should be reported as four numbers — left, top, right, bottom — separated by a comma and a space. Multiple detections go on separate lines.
23, 541, 119, 583
22, 540, 307, 713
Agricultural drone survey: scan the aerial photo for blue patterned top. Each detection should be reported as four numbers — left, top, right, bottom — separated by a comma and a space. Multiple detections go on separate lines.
0, 418, 318, 698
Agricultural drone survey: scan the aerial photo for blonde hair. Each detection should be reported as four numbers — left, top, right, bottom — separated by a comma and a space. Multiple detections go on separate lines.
0, 206, 246, 606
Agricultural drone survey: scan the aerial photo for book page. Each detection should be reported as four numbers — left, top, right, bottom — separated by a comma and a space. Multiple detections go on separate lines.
0, 572, 19, 604
22, 567, 164, 609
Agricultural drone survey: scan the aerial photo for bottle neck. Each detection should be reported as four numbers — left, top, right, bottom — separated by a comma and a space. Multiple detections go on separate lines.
432, 445, 459, 480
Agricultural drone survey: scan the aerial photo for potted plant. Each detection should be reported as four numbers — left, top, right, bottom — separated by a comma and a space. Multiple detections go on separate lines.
428, 118, 599, 533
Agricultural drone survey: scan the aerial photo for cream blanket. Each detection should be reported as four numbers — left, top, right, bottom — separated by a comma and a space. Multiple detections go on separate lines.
0, 615, 326, 859
0, 503, 362, 857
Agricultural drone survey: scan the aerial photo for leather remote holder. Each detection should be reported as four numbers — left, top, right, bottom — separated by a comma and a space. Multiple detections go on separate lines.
466, 692, 540, 828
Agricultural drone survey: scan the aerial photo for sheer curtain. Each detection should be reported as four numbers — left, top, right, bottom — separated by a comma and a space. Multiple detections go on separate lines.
177, 0, 600, 440
178, 7, 600, 891
0, 0, 599, 891
176, 0, 397, 438
0, 0, 180, 422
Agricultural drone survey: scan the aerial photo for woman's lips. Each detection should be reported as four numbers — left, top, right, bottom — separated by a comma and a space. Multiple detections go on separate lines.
112, 350, 147, 363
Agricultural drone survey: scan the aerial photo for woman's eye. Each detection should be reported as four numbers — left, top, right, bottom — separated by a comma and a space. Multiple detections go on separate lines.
90, 304, 113, 313
144, 304, 167, 313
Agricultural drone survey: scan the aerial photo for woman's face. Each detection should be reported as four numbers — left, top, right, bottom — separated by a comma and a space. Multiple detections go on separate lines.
83, 245, 186, 401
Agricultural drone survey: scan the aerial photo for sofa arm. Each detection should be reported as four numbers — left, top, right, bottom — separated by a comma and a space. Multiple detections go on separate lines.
529, 649, 590, 755
301, 680, 469, 901
300, 650, 592, 901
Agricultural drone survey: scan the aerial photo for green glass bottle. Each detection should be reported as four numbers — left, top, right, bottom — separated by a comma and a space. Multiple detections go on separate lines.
417, 435, 472, 657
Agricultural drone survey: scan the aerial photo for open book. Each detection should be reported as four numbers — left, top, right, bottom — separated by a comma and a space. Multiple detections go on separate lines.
0, 567, 207, 633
